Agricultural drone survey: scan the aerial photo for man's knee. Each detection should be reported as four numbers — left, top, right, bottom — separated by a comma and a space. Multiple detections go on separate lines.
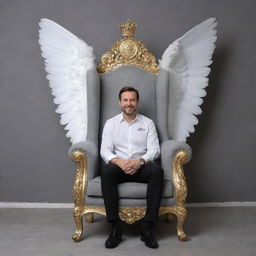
101, 163, 121, 180
148, 163, 164, 179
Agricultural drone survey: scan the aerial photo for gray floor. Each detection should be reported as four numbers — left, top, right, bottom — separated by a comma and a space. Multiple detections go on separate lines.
0, 207, 256, 256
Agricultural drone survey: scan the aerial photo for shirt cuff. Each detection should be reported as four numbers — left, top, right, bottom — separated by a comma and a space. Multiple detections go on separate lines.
140, 154, 151, 163
141, 150, 160, 163
105, 153, 118, 164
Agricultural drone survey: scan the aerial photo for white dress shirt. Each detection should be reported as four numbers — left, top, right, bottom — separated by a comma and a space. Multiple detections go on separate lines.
100, 113, 160, 163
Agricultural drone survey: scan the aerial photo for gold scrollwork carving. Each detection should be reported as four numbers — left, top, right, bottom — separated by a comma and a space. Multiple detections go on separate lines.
72, 151, 87, 207
119, 207, 146, 224
173, 151, 190, 206
97, 20, 159, 75
172, 150, 190, 241
72, 151, 87, 242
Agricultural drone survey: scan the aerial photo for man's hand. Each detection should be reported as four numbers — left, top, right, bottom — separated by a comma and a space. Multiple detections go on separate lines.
110, 158, 131, 172
124, 159, 141, 175
110, 158, 141, 175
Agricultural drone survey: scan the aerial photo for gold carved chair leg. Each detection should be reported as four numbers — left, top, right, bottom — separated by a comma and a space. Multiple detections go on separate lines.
166, 213, 174, 223
72, 207, 85, 242
173, 206, 188, 241
86, 212, 94, 223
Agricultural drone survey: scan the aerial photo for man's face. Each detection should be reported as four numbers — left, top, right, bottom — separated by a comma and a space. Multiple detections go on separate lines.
119, 91, 139, 116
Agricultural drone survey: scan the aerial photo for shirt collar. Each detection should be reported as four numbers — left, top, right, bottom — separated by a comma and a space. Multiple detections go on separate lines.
119, 112, 140, 123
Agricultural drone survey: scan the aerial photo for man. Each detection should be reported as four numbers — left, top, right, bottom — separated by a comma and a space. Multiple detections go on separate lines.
100, 86, 163, 249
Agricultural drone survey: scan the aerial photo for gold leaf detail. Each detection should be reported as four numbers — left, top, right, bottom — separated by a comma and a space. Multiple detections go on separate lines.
97, 21, 159, 75
119, 207, 146, 224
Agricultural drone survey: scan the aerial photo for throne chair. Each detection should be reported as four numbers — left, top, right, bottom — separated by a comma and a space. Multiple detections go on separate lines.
39, 18, 217, 242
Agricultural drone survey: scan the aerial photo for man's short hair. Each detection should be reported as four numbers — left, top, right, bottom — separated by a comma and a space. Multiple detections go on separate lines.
119, 86, 139, 100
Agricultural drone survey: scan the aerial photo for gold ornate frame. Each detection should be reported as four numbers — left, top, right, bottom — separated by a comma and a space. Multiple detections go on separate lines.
71, 20, 190, 242
97, 19, 159, 75
71, 150, 190, 242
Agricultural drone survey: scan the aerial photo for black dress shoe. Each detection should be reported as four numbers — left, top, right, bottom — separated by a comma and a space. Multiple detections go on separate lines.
141, 229, 159, 249
105, 227, 122, 248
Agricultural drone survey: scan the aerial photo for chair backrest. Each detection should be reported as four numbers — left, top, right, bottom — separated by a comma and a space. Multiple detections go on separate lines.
94, 20, 170, 170
99, 65, 157, 133
98, 65, 158, 167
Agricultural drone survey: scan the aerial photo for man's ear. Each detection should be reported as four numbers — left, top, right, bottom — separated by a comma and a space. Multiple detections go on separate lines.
118, 100, 121, 107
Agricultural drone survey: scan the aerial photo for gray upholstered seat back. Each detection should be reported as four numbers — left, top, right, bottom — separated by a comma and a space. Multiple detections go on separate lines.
99, 65, 157, 135
99, 65, 157, 168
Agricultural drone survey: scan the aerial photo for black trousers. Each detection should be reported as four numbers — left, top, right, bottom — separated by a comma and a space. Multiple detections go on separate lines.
100, 162, 164, 222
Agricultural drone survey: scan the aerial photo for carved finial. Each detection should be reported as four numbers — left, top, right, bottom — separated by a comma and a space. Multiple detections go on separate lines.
97, 20, 159, 74
119, 19, 137, 37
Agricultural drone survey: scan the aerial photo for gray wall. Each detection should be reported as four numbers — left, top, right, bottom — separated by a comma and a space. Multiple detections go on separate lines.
0, 0, 255, 203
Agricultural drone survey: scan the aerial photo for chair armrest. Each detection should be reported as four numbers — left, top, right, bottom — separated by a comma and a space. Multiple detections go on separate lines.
160, 140, 192, 180
68, 141, 99, 181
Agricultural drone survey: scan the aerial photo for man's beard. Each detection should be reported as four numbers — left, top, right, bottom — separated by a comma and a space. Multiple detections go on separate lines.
121, 106, 137, 115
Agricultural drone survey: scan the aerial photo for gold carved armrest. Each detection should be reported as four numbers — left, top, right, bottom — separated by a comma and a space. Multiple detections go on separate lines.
72, 151, 88, 209
172, 150, 190, 206
160, 141, 191, 241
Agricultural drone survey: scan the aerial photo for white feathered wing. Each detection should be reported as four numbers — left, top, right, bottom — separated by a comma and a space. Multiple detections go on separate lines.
160, 18, 217, 142
39, 18, 95, 144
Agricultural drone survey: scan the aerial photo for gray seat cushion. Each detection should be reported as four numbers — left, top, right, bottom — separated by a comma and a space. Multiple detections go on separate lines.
87, 176, 173, 199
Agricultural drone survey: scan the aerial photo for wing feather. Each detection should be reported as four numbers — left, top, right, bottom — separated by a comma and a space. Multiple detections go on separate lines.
160, 18, 217, 141
39, 18, 95, 144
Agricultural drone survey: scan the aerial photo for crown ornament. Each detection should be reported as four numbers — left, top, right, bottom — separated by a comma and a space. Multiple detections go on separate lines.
119, 19, 137, 37
97, 20, 159, 74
